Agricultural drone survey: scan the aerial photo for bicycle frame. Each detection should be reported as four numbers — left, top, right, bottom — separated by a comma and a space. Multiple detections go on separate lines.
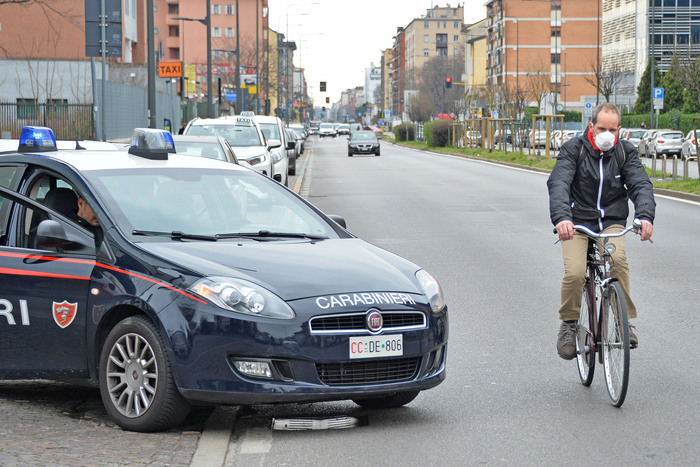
581, 236, 615, 364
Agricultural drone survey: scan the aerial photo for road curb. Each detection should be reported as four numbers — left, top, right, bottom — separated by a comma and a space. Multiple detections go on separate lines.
190, 406, 239, 467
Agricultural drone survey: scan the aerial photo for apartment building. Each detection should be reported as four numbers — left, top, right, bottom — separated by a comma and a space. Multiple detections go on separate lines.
0, 0, 269, 112
485, 0, 600, 113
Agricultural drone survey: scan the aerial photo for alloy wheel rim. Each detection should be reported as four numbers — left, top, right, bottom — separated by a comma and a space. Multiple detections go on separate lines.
106, 332, 158, 418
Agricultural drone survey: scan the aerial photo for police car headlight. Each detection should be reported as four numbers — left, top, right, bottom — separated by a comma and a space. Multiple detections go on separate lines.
190, 277, 295, 319
416, 269, 445, 313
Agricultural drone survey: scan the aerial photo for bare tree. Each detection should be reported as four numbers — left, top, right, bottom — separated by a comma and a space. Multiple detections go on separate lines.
407, 92, 433, 123
417, 54, 466, 116
583, 57, 625, 103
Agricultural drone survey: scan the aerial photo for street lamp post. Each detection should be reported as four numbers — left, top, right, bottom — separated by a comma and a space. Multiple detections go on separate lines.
173, 0, 213, 118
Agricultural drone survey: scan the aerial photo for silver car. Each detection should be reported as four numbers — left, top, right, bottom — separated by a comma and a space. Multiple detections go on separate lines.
620, 128, 647, 148
651, 130, 684, 157
681, 129, 699, 159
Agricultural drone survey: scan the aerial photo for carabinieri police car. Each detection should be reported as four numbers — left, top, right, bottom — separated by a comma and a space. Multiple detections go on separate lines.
0, 127, 448, 432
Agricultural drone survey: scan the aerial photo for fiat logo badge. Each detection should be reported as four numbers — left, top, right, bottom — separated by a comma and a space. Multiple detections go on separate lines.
366, 310, 383, 332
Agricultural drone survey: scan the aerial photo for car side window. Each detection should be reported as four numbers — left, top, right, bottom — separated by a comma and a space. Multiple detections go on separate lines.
0, 191, 15, 245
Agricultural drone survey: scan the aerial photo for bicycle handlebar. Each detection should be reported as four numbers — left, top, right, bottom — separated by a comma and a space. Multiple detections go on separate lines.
573, 219, 642, 239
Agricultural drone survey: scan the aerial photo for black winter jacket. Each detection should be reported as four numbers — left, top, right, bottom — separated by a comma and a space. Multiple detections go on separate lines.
547, 129, 656, 232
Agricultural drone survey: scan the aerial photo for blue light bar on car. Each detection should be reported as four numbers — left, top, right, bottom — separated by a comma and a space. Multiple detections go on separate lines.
128, 128, 176, 160
18, 126, 58, 152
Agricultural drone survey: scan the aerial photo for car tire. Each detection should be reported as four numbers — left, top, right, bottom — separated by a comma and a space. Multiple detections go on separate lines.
98, 316, 190, 432
375, 151, 380, 156
352, 390, 420, 409
348, 151, 353, 157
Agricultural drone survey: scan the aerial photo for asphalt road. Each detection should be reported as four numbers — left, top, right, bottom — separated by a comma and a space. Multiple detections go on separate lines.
2, 136, 698, 466
222, 135, 700, 466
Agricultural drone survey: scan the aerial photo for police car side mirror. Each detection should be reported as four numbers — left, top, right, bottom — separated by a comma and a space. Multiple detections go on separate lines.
328, 215, 346, 229
36, 219, 92, 251
36, 219, 73, 248
267, 139, 282, 150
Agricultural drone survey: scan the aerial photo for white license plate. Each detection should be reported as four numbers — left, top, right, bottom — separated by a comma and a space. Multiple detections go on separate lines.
349, 334, 403, 359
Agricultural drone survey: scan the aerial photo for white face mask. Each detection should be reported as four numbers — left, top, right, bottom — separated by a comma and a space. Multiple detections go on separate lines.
593, 130, 616, 151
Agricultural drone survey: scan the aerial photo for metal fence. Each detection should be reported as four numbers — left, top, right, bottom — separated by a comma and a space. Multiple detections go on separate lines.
0, 102, 94, 140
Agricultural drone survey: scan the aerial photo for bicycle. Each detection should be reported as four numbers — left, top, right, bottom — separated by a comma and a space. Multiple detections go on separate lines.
565, 219, 643, 407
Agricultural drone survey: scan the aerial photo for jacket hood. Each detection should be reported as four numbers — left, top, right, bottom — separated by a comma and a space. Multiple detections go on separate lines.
138, 238, 422, 301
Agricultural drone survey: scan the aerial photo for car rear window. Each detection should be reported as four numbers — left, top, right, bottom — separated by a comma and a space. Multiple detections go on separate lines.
660, 133, 683, 140
628, 130, 646, 138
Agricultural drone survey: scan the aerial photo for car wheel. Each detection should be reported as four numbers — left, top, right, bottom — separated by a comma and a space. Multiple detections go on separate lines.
348, 151, 353, 157
352, 390, 420, 409
99, 316, 190, 432
288, 156, 296, 176
375, 151, 380, 156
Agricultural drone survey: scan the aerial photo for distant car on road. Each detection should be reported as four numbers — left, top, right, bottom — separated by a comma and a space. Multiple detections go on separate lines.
337, 123, 350, 135
318, 123, 337, 138
348, 130, 380, 156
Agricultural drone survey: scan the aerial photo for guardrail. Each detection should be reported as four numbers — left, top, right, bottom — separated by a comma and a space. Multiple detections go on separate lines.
651, 153, 697, 180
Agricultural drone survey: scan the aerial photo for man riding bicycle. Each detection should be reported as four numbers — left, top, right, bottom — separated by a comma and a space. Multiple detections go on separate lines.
547, 103, 655, 360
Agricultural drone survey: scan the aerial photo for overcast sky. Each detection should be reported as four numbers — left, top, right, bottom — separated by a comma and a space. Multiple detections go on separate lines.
266, 0, 486, 107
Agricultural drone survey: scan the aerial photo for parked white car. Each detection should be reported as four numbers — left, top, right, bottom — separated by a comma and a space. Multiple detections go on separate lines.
651, 130, 685, 158
253, 115, 293, 183
681, 129, 699, 159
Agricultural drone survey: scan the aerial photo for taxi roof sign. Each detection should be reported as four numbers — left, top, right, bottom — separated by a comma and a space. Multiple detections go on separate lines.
18, 126, 58, 152
235, 117, 253, 125
128, 128, 175, 160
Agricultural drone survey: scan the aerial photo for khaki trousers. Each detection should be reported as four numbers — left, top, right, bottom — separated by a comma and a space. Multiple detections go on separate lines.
558, 224, 636, 322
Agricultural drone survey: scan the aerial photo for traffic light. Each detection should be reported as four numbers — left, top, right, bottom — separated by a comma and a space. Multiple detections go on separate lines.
325, 96, 330, 104
445, 77, 452, 89
320, 81, 326, 92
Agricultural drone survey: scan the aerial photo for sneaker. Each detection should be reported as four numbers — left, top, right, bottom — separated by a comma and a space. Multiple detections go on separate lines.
557, 321, 577, 360
629, 325, 638, 349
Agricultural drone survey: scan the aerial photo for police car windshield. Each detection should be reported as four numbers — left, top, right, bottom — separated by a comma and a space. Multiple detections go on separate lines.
85, 168, 336, 239
187, 124, 263, 147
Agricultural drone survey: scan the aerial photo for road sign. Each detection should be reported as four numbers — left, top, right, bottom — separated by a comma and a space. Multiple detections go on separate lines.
653, 98, 664, 110
85, 0, 123, 58
653, 87, 664, 99
584, 102, 593, 117
226, 92, 237, 102
158, 62, 182, 78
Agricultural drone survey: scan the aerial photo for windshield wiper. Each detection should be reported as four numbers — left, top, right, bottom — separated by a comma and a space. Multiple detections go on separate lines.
216, 230, 328, 241
132, 230, 218, 241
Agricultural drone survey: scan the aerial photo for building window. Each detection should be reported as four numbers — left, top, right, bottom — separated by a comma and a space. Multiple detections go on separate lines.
551, 0, 561, 9
212, 4, 221, 15
16, 98, 37, 119
169, 25, 179, 37
692, 25, 700, 44
551, 27, 561, 37
663, 0, 675, 5
424, 21, 429, 28
212, 27, 221, 37
169, 48, 179, 60
436, 48, 447, 56
551, 53, 561, 64
424, 48, 430, 56
453, 35, 459, 41
454, 21, 459, 28
168, 4, 178, 15
424, 35, 429, 42
225, 4, 235, 15
454, 48, 459, 56
225, 27, 235, 38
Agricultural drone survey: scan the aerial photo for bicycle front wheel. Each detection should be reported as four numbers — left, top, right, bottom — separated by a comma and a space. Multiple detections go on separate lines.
576, 283, 595, 386
602, 281, 630, 407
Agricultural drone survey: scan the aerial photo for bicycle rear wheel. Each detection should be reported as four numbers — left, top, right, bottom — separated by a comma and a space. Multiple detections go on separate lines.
576, 283, 595, 386
602, 281, 630, 407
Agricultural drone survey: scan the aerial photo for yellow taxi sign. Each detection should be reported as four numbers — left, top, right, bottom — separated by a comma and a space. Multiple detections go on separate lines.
158, 61, 182, 78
